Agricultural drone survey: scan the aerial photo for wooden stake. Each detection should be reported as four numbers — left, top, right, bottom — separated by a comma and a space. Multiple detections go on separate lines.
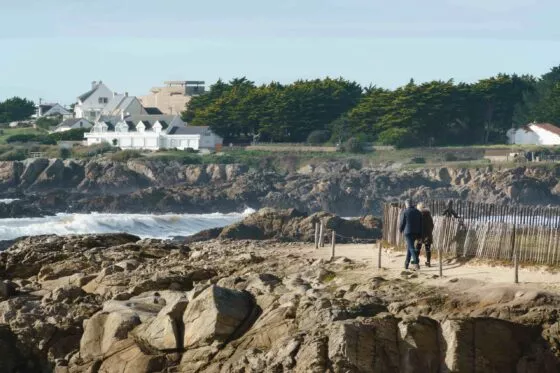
513, 223, 518, 284
439, 246, 443, 278
314, 222, 319, 249
330, 230, 336, 260
319, 222, 325, 248
377, 240, 382, 269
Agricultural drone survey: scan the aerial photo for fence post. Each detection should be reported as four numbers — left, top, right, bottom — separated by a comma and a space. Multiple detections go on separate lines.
331, 231, 336, 260
319, 222, 325, 248
439, 247, 443, 278
314, 222, 319, 249
512, 224, 518, 284
377, 240, 382, 269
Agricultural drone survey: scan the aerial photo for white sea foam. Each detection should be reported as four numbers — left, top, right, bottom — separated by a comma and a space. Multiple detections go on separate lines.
0, 198, 19, 204
0, 208, 255, 241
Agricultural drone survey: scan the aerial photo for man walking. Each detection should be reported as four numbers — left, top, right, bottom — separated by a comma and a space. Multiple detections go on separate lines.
399, 199, 422, 270
415, 202, 434, 267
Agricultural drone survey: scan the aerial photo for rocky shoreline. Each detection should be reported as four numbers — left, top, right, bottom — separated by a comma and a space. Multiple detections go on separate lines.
1, 159, 560, 219
0, 209, 559, 372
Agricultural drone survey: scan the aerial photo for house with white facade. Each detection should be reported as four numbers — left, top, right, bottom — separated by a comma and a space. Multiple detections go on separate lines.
52, 118, 93, 133
101, 93, 147, 117
74, 81, 115, 121
35, 103, 72, 119
507, 123, 560, 146
84, 113, 222, 151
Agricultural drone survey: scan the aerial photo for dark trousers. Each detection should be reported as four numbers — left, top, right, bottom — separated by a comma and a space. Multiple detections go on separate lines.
404, 234, 420, 268
416, 240, 432, 263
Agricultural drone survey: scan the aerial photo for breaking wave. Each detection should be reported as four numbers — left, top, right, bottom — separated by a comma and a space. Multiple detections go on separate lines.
0, 209, 255, 241
0, 198, 19, 204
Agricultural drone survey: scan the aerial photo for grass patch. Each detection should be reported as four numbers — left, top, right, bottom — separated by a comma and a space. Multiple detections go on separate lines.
0, 127, 48, 144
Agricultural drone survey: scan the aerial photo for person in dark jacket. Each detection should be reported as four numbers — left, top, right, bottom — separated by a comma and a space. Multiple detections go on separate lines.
399, 199, 423, 270
415, 202, 434, 267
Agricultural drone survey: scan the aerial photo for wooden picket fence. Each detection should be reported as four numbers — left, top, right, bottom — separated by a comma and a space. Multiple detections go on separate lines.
383, 200, 560, 265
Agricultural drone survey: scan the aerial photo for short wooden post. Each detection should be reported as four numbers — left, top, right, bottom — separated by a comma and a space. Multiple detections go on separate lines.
513, 224, 519, 284
514, 251, 519, 284
314, 223, 319, 249
377, 241, 382, 269
319, 222, 325, 248
330, 230, 336, 260
439, 247, 443, 278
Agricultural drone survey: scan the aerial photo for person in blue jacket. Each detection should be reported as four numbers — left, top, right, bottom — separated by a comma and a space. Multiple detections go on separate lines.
399, 199, 423, 270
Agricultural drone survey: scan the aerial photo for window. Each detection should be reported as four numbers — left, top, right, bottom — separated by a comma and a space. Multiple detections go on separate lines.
98, 97, 108, 104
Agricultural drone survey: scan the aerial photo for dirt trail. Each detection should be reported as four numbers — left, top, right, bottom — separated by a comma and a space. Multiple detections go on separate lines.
273, 243, 560, 295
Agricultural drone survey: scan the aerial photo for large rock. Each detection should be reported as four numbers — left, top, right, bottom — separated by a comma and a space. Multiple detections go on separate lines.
398, 316, 440, 373
182, 285, 254, 348
19, 158, 50, 188
0, 161, 23, 189
79, 310, 141, 361
132, 293, 189, 351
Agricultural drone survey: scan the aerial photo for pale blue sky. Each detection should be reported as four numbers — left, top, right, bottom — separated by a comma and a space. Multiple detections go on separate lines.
1, 0, 559, 104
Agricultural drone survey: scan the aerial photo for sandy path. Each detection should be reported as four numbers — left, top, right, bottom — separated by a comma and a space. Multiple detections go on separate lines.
275, 243, 560, 293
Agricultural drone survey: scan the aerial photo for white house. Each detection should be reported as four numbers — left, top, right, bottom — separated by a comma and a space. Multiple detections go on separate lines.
84, 114, 222, 151
101, 93, 147, 116
74, 81, 114, 120
35, 103, 72, 119
52, 118, 93, 133
508, 123, 560, 146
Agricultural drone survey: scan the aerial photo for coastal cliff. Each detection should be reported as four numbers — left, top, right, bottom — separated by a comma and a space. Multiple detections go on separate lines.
1, 159, 559, 218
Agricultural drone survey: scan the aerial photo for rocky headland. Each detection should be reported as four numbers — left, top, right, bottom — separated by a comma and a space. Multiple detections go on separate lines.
0, 209, 559, 372
1, 158, 560, 218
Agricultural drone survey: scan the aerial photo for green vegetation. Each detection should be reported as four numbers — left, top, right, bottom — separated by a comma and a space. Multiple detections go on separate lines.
35, 115, 62, 130
306, 130, 331, 145
0, 97, 35, 123
5, 132, 56, 145
340, 137, 364, 153
0, 128, 46, 144
49, 128, 89, 141
110, 150, 144, 162
183, 66, 560, 148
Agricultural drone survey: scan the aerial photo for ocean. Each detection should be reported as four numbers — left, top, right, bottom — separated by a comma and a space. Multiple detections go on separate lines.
0, 209, 255, 241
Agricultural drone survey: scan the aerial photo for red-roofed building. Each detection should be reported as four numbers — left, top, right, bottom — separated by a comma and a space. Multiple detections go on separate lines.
508, 122, 560, 145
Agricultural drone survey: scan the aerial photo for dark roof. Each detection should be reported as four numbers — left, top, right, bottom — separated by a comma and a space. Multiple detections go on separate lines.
78, 87, 96, 102
145, 107, 163, 115
139, 120, 152, 130
56, 118, 81, 129
167, 125, 209, 135
533, 123, 560, 136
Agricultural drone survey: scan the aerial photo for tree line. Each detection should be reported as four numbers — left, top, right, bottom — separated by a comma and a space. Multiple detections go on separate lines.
0, 97, 35, 124
183, 66, 560, 147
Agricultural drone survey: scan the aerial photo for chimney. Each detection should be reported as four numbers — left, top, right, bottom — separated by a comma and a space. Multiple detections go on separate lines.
125, 92, 128, 97
91, 81, 97, 89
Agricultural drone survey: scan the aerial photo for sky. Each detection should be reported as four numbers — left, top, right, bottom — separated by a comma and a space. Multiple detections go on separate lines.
1, 0, 560, 104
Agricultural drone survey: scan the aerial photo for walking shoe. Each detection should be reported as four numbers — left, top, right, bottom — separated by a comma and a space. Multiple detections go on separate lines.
413, 264, 420, 271
425, 262, 431, 268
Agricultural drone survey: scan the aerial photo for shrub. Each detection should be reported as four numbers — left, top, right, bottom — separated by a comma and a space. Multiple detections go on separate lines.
185, 147, 199, 153
341, 137, 364, 153
5, 133, 56, 145
59, 147, 72, 159
0, 149, 27, 161
49, 128, 88, 141
306, 130, 331, 145
443, 153, 458, 162
36, 116, 62, 130
110, 150, 143, 162
410, 157, 426, 164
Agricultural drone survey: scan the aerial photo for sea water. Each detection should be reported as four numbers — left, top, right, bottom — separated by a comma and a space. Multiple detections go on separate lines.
0, 209, 255, 241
